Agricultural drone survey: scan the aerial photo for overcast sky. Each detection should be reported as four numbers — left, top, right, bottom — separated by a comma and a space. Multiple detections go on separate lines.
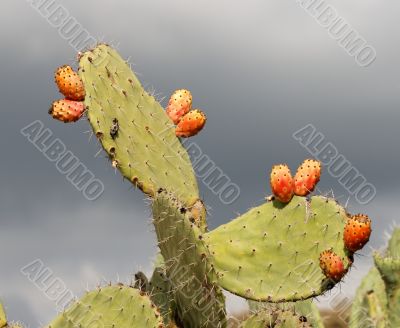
1, 0, 400, 326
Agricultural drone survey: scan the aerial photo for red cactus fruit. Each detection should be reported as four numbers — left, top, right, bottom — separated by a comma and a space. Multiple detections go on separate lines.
270, 164, 294, 203
175, 109, 206, 138
49, 99, 85, 123
319, 250, 347, 282
55, 65, 85, 101
294, 159, 321, 196
344, 214, 371, 253
166, 89, 192, 124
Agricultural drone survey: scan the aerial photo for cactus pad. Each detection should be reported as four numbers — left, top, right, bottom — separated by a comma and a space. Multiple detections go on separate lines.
241, 308, 311, 328
152, 190, 226, 328
203, 196, 351, 301
78, 44, 199, 205
349, 267, 387, 328
148, 266, 174, 325
373, 228, 400, 327
45, 285, 164, 328
249, 300, 323, 328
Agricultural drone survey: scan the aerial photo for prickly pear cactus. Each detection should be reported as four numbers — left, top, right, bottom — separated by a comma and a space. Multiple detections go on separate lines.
203, 196, 351, 301
350, 228, 400, 328
46, 43, 372, 328
78, 44, 199, 206
46, 285, 164, 328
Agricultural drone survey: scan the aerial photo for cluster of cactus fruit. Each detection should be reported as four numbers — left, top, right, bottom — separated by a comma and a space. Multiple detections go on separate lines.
4, 43, 391, 327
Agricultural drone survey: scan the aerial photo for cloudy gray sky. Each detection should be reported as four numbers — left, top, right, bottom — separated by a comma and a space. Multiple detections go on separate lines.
1, 0, 400, 326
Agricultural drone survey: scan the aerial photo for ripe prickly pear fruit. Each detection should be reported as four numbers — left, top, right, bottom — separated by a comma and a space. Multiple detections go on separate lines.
294, 159, 321, 196
175, 109, 206, 138
269, 164, 294, 203
55, 65, 85, 101
49, 99, 85, 123
166, 89, 192, 124
319, 250, 346, 282
344, 214, 371, 253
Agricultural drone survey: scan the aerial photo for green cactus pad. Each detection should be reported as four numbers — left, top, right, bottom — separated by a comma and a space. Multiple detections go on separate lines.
289, 300, 323, 328
203, 196, 351, 302
241, 308, 311, 328
388, 228, 400, 258
46, 285, 164, 328
349, 267, 387, 328
152, 190, 226, 328
374, 254, 400, 291
373, 228, 400, 327
248, 300, 323, 328
78, 44, 199, 205
374, 228, 400, 293
148, 266, 174, 325
0, 303, 6, 328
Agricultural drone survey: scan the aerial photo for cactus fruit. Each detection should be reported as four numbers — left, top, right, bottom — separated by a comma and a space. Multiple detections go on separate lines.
49, 99, 85, 123
78, 44, 199, 205
294, 159, 321, 196
175, 109, 207, 138
166, 89, 192, 124
270, 164, 294, 203
55, 65, 85, 101
46, 284, 164, 328
319, 249, 346, 282
344, 214, 372, 253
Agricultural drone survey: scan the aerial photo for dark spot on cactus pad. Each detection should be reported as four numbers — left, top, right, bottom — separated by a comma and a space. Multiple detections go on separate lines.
299, 315, 307, 322
110, 118, 119, 139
